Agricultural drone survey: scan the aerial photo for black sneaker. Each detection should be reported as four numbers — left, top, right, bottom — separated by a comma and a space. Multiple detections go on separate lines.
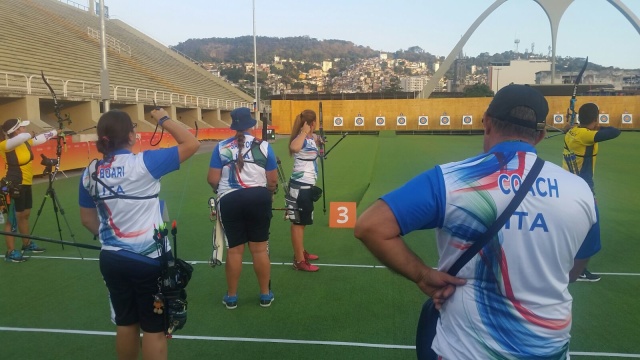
577, 269, 601, 282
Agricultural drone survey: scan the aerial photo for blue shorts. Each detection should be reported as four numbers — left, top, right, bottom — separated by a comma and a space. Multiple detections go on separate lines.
99, 250, 165, 333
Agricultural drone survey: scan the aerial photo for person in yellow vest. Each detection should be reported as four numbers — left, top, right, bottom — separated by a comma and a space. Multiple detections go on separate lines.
562, 103, 621, 281
0, 119, 57, 262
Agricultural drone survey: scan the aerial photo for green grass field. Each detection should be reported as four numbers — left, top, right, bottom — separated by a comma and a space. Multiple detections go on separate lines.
1, 132, 639, 359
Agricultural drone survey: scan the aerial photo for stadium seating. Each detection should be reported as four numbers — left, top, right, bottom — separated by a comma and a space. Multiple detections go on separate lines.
0, 0, 254, 130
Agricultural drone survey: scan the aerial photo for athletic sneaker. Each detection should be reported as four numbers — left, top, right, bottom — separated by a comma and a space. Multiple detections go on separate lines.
304, 250, 319, 261
577, 269, 601, 282
222, 293, 238, 310
22, 241, 46, 253
292, 259, 319, 272
5, 250, 27, 263
259, 291, 274, 307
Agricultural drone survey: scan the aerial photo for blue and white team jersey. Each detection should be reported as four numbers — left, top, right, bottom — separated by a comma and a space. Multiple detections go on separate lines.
382, 141, 599, 360
209, 134, 277, 197
78, 148, 180, 258
291, 135, 318, 185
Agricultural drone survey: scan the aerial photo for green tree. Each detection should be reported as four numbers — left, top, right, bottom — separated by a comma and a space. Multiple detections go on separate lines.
463, 83, 494, 97
220, 67, 246, 83
383, 76, 402, 93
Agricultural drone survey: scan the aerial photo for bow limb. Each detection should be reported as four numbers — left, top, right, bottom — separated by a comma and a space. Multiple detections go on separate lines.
41, 71, 69, 153
567, 57, 589, 126
318, 102, 326, 214
41, 71, 70, 127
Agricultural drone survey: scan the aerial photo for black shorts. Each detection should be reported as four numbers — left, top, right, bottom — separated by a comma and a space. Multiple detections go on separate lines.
99, 250, 165, 333
219, 187, 272, 248
11, 185, 32, 212
288, 180, 314, 226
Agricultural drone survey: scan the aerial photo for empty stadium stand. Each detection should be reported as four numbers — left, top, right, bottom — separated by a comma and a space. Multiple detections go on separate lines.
0, 0, 255, 134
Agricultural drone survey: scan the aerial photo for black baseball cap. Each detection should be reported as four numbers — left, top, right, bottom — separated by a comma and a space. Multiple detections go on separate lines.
486, 84, 549, 130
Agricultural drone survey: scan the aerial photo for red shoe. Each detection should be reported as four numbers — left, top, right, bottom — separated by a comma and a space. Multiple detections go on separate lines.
303, 250, 319, 261
293, 259, 319, 272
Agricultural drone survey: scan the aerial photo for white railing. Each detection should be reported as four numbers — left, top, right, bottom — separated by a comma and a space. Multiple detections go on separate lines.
0, 71, 251, 109
87, 27, 131, 56
27, 74, 64, 95
168, 46, 201, 65
0, 72, 28, 92
55, 0, 88, 11
64, 79, 101, 98
113, 85, 137, 101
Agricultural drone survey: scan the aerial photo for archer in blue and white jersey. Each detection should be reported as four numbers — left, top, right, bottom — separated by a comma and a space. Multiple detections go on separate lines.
386, 142, 598, 359
79, 147, 179, 257
356, 85, 600, 360
209, 133, 277, 198
78, 108, 199, 359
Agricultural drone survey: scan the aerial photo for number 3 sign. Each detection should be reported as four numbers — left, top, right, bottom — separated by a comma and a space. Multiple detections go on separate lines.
329, 202, 357, 228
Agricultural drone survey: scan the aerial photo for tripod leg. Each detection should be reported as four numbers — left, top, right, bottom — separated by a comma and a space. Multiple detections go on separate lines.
30, 190, 49, 237
50, 188, 83, 260
50, 190, 64, 248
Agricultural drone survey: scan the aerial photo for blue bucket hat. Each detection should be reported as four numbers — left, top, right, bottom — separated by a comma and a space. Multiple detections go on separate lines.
230, 107, 257, 131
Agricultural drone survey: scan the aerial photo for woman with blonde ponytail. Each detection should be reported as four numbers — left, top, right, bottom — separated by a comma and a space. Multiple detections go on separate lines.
286, 109, 322, 272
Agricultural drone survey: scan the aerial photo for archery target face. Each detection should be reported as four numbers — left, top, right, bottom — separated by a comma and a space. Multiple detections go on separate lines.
375, 117, 385, 126
554, 114, 564, 124
622, 114, 632, 124
355, 116, 364, 126
396, 116, 406, 126
599, 114, 609, 124
462, 115, 472, 125
418, 116, 428, 126
440, 116, 450, 125
333, 117, 343, 126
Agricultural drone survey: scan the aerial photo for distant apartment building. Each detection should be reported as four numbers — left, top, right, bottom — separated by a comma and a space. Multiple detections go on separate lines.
400, 76, 430, 92
322, 61, 332, 72
308, 69, 323, 78
488, 59, 551, 92
535, 69, 640, 90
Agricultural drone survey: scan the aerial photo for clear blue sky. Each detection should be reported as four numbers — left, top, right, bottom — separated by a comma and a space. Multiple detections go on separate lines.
102, 0, 640, 69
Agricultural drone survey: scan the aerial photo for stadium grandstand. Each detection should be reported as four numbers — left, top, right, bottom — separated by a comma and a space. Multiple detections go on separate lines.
0, 0, 256, 165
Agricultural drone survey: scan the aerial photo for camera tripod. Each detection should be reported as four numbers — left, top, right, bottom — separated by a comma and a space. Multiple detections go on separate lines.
30, 156, 81, 258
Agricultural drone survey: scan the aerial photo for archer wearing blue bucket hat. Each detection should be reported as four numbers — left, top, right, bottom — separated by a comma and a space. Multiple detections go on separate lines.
230, 107, 257, 131
209, 106, 278, 310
